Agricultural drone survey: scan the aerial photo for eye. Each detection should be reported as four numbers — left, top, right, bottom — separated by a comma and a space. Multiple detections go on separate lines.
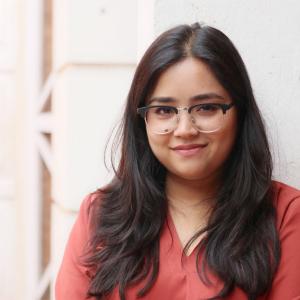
192, 104, 220, 115
153, 106, 174, 115
196, 104, 219, 112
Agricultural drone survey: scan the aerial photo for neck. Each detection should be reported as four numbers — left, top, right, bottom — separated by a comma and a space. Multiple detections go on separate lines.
166, 173, 218, 224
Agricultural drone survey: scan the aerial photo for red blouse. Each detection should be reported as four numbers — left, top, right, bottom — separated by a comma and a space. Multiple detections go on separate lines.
55, 181, 300, 299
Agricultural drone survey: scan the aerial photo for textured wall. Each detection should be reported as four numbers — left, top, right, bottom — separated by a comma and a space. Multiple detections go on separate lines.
154, 0, 300, 188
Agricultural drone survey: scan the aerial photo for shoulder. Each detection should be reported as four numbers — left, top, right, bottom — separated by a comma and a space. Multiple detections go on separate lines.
78, 190, 103, 232
55, 191, 103, 299
265, 181, 300, 298
272, 180, 300, 231
80, 191, 101, 216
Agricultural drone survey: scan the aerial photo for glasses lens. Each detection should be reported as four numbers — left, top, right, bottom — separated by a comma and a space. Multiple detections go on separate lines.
190, 104, 224, 132
146, 106, 177, 134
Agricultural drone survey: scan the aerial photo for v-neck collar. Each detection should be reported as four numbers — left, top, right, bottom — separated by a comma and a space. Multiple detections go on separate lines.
166, 212, 200, 258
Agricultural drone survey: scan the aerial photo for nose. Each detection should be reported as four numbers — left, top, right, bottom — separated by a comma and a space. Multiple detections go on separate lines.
173, 109, 198, 137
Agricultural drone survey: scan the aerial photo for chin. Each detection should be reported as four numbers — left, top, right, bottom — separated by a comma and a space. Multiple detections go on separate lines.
170, 169, 209, 181
168, 164, 221, 182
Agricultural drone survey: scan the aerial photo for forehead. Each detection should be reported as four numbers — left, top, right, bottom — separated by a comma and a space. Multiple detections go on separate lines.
149, 57, 230, 104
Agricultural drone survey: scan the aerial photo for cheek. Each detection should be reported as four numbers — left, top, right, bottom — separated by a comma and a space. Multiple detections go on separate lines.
209, 119, 237, 161
146, 131, 169, 160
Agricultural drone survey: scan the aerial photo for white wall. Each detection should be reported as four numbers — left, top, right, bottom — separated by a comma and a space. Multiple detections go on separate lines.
51, 0, 139, 295
0, 0, 18, 299
154, 0, 300, 188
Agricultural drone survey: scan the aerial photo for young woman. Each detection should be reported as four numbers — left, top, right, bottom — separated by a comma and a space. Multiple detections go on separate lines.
55, 23, 300, 300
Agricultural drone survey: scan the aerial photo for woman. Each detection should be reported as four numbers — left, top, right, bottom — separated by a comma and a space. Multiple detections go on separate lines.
55, 23, 300, 300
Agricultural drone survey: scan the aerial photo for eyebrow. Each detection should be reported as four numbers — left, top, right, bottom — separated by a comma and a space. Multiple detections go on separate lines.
148, 93, 225, 105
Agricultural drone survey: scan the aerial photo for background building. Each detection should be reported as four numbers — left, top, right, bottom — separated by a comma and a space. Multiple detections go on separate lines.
0, 0, 299, 299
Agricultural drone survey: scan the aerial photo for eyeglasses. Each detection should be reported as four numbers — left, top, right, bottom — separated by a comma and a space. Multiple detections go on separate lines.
137, 103, 234, 134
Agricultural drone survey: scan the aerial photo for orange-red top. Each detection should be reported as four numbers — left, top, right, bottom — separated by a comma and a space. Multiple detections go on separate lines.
55, 181, 300, 300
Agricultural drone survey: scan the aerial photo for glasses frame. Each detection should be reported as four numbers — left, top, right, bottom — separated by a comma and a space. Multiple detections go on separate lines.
137, 102, 235, 134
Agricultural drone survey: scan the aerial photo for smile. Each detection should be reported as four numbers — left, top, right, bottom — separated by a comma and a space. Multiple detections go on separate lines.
171, 144, 208, 157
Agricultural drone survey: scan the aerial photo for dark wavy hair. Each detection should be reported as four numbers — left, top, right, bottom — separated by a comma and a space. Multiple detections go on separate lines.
84, 23, 280, 300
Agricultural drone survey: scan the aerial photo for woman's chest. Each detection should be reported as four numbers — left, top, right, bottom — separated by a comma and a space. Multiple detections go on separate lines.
107, 220, 253, 300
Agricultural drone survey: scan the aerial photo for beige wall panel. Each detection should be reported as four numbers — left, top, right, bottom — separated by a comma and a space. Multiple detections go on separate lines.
0, 0, 16, 68
53, 65, 135, 211
53, 0, 138, 67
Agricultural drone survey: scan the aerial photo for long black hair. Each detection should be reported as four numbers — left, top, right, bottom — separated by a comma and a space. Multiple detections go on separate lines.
84, 23, 280, 300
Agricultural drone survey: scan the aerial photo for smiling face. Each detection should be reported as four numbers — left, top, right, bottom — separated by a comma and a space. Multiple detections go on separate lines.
145, 57, 238, 185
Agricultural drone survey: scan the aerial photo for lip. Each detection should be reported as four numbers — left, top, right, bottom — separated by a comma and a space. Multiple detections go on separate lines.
171, 144, 208, 157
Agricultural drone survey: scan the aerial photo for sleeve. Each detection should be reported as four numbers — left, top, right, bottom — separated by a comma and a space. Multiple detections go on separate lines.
55, 195, 96, 300
266, 196, 300, 300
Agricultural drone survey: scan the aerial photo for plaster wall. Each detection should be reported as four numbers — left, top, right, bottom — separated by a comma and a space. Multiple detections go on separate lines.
154, 0, 300, 188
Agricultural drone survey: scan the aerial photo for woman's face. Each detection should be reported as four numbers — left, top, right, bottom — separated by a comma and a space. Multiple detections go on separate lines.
145, 57, 238, 184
